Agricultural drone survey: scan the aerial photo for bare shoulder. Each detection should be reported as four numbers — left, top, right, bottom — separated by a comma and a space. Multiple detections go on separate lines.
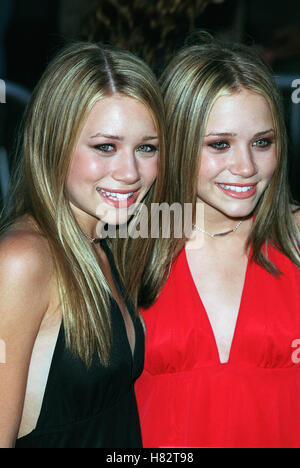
0, 221, 54, 322
291, 204, 300, 228
0, 223, 53, 277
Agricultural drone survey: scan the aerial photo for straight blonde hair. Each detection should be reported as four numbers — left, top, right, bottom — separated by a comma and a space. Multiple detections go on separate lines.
126, 37, 300, 311
1, 42, 166, 366
158, 37, 300, 276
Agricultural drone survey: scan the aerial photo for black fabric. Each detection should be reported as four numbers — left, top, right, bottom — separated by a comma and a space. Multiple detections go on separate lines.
15, 240, 144, 448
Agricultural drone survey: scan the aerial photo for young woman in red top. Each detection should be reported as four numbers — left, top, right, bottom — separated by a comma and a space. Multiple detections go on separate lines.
135, 38, 300, 448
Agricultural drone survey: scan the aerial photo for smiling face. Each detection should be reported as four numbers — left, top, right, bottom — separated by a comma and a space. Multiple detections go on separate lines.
66, 93, 159, 234
197, 89, 278, 221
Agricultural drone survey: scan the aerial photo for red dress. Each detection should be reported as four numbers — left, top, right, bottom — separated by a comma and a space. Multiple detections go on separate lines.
135, 244, 300, 448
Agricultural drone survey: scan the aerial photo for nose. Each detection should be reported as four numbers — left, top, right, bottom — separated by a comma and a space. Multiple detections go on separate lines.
229, 145, 258, 178
112, 149, 140, 185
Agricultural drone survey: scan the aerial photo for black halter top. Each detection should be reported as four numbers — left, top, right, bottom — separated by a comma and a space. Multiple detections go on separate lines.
15, 240, 144, 448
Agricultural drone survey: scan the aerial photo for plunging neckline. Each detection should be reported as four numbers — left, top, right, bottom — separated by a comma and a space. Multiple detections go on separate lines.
183, 245, 252, 365
99, 239, 136, 360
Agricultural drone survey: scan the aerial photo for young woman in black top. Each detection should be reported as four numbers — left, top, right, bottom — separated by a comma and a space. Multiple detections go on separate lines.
0, 42, 165, 448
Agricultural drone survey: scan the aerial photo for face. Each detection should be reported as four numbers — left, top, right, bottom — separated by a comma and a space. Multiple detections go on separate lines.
66, 94, 159, 233
197, 89, 277, 220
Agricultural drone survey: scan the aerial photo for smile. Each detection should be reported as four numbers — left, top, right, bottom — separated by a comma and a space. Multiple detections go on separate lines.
218, 184, 254, 193
97, 189, 134, 201
216, 183, 257, 199
96, 187, 140, 208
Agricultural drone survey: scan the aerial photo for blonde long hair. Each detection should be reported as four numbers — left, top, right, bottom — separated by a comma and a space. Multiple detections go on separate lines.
123, 37, 300, 312
1, 42, 166, 366
158, 37, 300, 278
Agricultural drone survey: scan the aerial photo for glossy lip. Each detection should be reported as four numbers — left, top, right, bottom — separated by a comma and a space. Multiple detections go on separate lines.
216, 182, 258, 199
96, 187, 140, 208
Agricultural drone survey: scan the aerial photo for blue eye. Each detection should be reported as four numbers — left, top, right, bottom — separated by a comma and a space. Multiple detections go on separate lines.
209, 141, 229, 150
253, 138, 273, 148
94, 144, 115, 152
137, 144, 159, 154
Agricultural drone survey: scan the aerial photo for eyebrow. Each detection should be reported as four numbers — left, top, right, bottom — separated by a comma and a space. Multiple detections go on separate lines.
90, 133, 158, 141
204, 129, 275, 138
253, 129, 275, 137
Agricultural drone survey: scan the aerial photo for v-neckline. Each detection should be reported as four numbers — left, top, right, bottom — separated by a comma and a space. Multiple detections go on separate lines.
183, 245, 252, 365
99, 239, 136, 361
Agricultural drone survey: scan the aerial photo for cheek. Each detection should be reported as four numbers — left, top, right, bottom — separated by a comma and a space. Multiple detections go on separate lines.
68, 152, 106, 187
257, 151, 278, 181
198, 152, 225, 183
139, 158, 158, 186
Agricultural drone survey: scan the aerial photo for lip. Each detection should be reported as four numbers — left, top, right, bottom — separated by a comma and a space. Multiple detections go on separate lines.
96, 187, 140, 208
216, 182, 258, 199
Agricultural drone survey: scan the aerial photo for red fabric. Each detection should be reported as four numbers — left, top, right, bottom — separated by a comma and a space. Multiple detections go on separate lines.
135, 244, 300, 448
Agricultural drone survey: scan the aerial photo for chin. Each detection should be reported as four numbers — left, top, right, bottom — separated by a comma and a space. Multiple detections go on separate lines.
224, 206, 256, 219
211, 199, 257, 219
99, 213, 132, 233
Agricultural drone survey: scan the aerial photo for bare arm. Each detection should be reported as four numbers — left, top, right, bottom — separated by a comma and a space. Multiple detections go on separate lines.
0, 233, 51, 448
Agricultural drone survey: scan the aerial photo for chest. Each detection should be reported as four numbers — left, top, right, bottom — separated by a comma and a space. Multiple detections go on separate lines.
185, 247, 249, 363
142, 246, 300, 371
99, 254, 136, 357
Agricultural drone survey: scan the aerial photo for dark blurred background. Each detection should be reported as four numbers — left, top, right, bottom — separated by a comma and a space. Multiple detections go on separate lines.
0, 0, 299, 205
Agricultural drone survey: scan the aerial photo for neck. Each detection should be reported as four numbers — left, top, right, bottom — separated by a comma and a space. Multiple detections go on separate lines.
69, 202, 104, 240
194, 202, 243, 233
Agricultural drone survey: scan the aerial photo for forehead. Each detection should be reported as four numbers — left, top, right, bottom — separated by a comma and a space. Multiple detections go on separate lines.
88, 94, 155, 123
206, 90, 274, 131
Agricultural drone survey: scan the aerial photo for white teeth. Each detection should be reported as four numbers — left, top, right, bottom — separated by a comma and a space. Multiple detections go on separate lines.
219, 184, 254, 193
97, 189, 134, 201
